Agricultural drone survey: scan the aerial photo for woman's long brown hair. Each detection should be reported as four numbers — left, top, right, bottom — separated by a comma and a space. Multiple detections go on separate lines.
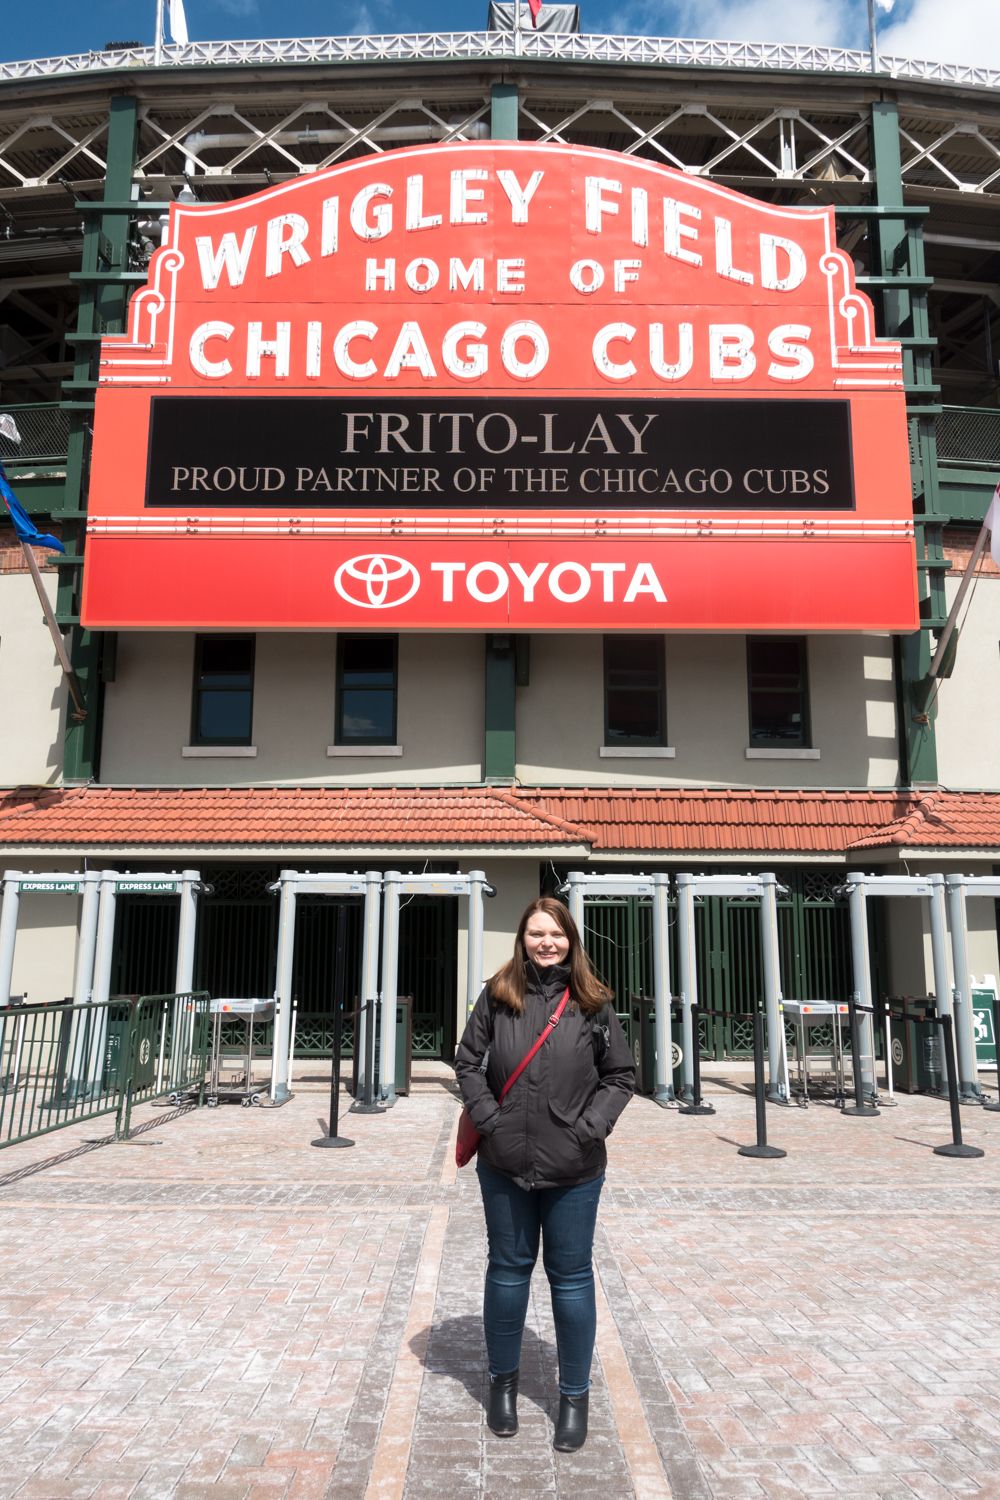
489, 897, 614, 1015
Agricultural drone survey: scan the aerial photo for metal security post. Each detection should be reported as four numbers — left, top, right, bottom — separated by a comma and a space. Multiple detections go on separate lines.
355, 871, 383, 1101
175, 871, 200, 994
270, 872, 297, 1103
927, 874, 953, 1094
675, 875, 698, 1101
379, 872, 402, 1105
74, 872, 102, 1006
0, 874, 21, 1007
845, 876, 878, 1099
651, 873, 673, 1106
84, 871, 119, 1095
564, 871, 585, 938
760, 873, 790, 1103
467, 870, 490, 1017
945, 875, 984, 1101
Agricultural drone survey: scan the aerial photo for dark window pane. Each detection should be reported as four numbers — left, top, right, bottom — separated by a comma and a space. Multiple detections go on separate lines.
607, 689, 661, 741
342, 637, 395, 685
199, 638, 253, 686
198, 690, 252, 741
748, 638, 807, 744
341, 689, 395, 741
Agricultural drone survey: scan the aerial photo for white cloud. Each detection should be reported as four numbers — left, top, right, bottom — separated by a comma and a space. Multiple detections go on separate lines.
879, 0, 1000, 68
593, 0, 1000, 68
595, 0, 856, 47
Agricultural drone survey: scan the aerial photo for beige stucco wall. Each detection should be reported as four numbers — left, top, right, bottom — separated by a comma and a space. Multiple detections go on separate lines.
934, 574, 1000, 790
100, 631, 483, 785
0, 572, 66, 788
455, 857, 539, 1024
516, 632, 900, 788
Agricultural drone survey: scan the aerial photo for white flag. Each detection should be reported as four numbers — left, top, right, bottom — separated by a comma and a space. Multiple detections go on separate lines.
986, 482, 1000, 570
167, 0, 189, 43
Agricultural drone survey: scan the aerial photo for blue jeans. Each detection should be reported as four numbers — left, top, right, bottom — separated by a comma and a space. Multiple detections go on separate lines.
477, 1161, 604, 1396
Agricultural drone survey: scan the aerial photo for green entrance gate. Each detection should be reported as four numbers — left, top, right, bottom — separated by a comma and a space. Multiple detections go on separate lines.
113, 867, 458, 1063
578, 869, 887, 1063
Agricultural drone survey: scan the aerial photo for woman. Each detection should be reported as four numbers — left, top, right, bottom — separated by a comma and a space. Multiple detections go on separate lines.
455, 897, 635, 1452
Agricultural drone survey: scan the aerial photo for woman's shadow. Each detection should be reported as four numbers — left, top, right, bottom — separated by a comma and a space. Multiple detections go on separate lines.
410, 1314, 558, 1415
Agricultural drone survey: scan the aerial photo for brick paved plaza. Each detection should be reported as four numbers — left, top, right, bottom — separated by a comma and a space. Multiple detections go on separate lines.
2, 1069, 1000, 1500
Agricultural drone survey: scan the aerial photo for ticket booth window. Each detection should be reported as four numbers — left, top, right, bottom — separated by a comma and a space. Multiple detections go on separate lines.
336, 635, 398, 745
747, 637, 810, 746
604, 635, 667, 746
192, 635, 255, 746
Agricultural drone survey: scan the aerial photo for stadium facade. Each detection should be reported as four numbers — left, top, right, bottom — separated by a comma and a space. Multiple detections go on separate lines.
1, 28, 999, 1088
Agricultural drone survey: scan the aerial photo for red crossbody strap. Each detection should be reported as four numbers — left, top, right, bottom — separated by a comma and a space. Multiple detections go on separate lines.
498, 988, 570, 1104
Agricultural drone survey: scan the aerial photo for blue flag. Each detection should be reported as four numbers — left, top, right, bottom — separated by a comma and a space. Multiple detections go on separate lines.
0, 458, 64, 553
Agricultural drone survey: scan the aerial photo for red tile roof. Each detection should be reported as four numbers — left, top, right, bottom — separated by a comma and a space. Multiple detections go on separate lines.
518, 788, 918, 853
2, 785, 999, 855
0, 786, 590, 849
847, 790, 1000, 850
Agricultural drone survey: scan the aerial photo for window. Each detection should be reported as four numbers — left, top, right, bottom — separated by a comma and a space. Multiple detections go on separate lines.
604, 636, 666, 745
747, 638, 809, 746
336, 635, 398, 745
192, 636, 255, 745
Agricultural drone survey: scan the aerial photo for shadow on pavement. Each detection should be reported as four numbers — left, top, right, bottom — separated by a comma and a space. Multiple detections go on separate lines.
412, 1314, 558, 1415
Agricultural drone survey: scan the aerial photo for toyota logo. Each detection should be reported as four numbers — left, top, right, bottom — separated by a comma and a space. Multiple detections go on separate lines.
334, 553, 421, 609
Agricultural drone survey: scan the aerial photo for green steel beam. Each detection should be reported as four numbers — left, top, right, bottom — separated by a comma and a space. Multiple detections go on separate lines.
869, 99, 941, 785
491, 84, 519, 142
485, 634, 516, 781
60, 92, 138, 784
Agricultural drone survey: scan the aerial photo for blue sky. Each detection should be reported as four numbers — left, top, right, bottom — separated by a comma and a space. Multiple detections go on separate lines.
1, 0, 996, 70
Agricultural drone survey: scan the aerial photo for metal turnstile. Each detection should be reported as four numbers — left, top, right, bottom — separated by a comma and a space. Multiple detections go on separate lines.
782, 1000, 849, 1104
207, 998, 275, 1107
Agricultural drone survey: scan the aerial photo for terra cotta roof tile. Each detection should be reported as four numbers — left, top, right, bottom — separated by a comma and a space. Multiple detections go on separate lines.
2, 785, 1000, 854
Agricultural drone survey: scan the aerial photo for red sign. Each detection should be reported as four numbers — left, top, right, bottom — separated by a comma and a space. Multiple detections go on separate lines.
82, 144, 918, 631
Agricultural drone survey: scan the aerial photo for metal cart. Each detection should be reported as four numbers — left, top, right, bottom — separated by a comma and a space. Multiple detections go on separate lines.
783, 1000, 849, 1104
207, 998, 275, 1107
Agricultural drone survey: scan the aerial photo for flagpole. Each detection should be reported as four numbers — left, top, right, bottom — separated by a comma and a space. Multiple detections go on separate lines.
867, 0, 878, 72
19, 542, 87, 720
154, 0, 165, 65
514, 0, 522, 58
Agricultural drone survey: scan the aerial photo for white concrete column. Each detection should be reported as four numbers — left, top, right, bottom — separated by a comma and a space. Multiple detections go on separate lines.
467, 870, 489, 1015
355, 871, 383, 1100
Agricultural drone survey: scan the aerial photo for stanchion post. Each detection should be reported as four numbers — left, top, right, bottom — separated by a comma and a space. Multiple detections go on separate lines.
934, 1014, 985, 1157
314, 903, 354, 1148
739, 1010, 786, 1159
678, 1003, 716, 1115
842, 999, 880, 1116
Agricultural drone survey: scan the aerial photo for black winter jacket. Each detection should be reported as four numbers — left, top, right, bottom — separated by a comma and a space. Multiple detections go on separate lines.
454, 960, 635, 1190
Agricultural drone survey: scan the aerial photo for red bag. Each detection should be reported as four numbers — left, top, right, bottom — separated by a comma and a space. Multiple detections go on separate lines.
456, 988, 570, 1169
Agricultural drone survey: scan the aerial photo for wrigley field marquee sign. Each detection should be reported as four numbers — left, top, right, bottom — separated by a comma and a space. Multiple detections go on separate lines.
82, 143, 918, 631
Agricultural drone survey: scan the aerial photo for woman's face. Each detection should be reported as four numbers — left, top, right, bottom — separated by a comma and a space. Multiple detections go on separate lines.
523, 911, 571, 967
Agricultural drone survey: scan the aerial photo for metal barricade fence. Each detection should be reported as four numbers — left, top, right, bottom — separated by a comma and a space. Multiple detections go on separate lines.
0, 991, 211, 1150
116, 991, 211, 1139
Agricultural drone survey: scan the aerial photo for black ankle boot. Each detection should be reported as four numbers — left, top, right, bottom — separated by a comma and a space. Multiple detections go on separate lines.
553, 1390, 589, 1452
487, 1369, 519, 1436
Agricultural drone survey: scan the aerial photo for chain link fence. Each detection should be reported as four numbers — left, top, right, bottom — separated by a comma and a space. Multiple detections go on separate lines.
0, 405, 71, 463
936, 406, 1000, 466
